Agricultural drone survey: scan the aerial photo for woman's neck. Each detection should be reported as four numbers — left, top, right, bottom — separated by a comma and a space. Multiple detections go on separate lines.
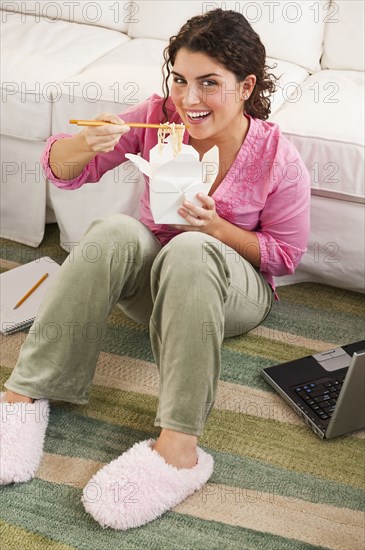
189, 114, 250, 159
188, 115, 251, 195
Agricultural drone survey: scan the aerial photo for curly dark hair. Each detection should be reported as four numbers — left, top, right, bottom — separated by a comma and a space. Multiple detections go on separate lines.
162, 9, 278, 121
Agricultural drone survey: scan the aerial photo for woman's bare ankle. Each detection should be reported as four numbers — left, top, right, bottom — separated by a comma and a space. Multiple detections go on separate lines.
153, 429, 198, 469
2, 390, 34, 403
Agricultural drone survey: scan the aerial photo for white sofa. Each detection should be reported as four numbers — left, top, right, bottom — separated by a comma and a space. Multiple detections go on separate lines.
1, 0, 364, 292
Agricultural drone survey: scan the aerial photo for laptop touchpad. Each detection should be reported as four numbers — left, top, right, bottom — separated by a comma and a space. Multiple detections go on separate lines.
313, 348, 352, 372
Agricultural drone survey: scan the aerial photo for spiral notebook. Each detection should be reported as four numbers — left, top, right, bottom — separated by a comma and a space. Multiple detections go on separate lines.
0, 257, 60, 334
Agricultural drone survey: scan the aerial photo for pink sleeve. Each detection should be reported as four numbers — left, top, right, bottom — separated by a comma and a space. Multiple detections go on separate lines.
41, 134, 92, 189
255, 153, 311, 277
41, 99, 152, 190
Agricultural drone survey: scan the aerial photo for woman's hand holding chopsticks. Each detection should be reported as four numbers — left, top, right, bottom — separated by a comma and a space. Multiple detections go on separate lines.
80, 113, 130, 154
49, 113, 130, 181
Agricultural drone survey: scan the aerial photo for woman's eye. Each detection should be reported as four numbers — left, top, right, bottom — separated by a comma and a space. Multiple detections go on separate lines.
173, 77, 186, 85
202, 80, 217, 87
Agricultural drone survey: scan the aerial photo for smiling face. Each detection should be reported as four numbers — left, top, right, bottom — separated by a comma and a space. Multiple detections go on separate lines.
170, 48, 250, 146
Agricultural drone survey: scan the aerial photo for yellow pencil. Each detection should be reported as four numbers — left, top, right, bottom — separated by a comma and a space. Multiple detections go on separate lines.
13, 273, 49, 310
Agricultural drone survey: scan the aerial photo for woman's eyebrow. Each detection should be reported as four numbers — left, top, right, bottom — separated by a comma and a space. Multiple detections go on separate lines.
171, 70, 221, 79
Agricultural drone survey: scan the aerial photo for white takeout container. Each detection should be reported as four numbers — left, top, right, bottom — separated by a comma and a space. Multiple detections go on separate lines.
126, 135, 219, 224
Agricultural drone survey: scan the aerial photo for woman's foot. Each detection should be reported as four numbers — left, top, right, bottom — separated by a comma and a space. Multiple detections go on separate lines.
0, 391, 49, 485
1, 390, 34, 403
82, 438, 213, 530
152, 428, 198, 469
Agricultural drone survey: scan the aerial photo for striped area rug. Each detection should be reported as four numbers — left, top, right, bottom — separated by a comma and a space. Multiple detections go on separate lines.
1, 225, 364, 550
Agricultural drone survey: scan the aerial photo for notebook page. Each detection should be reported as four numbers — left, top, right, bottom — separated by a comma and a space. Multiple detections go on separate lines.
0, 257, 60, 333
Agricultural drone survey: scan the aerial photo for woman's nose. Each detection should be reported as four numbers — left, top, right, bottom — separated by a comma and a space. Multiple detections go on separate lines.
183, 83, 201, 105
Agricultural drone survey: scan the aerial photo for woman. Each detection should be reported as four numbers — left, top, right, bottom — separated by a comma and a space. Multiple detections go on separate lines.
0, 9, 310, 530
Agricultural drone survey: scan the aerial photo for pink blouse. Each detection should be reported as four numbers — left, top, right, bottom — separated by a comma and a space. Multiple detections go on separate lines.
41, 93, 310, 290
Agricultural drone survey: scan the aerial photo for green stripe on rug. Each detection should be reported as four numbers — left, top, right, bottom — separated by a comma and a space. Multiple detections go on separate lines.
277, 283, 365, 317
223, 333, 317, 362
219, 349, 302, 390
102, 324, 154, 362
0, 520, 75, 550
100, 324, 280, 390
99, 323, 316, 391
265, 302, 364, 344
0, 480, 328, 550
107, 308, 321, 362
0, 226, 68, 266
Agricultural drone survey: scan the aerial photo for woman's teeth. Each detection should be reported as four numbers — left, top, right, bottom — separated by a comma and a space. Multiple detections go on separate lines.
187, 111, 211, 119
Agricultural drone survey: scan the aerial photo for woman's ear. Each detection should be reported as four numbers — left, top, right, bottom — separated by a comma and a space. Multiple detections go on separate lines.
242, 75, 257, 100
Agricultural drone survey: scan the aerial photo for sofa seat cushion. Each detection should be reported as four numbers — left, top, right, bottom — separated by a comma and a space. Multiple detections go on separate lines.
266, 58, 309, 116
270, 70, 365, 201
1, 12, 130, 140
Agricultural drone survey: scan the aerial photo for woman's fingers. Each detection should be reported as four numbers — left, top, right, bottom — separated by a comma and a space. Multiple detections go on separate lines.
180, 195, 214, 218
196, 193, 215, 208
94, 113, 129, 131
80, 113, 130, 153
89, 138, 121, 153
170, 194, 219, 232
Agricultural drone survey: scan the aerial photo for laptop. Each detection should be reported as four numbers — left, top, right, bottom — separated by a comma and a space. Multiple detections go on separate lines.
261, 340, 365, 439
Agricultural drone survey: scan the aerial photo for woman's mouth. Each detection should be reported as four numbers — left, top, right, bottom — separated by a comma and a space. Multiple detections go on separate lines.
186, 110, 212, 124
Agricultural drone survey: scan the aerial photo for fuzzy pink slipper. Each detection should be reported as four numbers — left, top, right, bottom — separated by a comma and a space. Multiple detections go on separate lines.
0, 393, 49, 485
82, 439, 214, 530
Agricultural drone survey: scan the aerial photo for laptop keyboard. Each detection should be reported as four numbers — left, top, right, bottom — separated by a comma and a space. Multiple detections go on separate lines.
293, 377, 345, 421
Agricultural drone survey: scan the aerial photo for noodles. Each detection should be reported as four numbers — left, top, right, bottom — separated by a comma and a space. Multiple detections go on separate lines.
157, 126, 169, 155
158, 122, 185, 156
170, 123, 184, 156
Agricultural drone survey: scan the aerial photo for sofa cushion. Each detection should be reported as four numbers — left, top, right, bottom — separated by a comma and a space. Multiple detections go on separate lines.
0, 0, 132, 32
128, 0, 326, 73
270, 70, 365, 201
321, 0, 365, 71
1, 11, 130, 140
267, 59, 309, 116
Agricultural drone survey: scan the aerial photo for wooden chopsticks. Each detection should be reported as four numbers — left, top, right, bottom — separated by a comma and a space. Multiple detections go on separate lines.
69, 119, 186, 129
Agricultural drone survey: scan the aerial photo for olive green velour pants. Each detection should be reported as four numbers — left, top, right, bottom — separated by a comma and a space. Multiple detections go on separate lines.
5, 215, 273, 436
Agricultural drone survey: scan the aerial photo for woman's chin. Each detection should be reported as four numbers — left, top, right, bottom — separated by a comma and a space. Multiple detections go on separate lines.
187, 126, 214, 141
